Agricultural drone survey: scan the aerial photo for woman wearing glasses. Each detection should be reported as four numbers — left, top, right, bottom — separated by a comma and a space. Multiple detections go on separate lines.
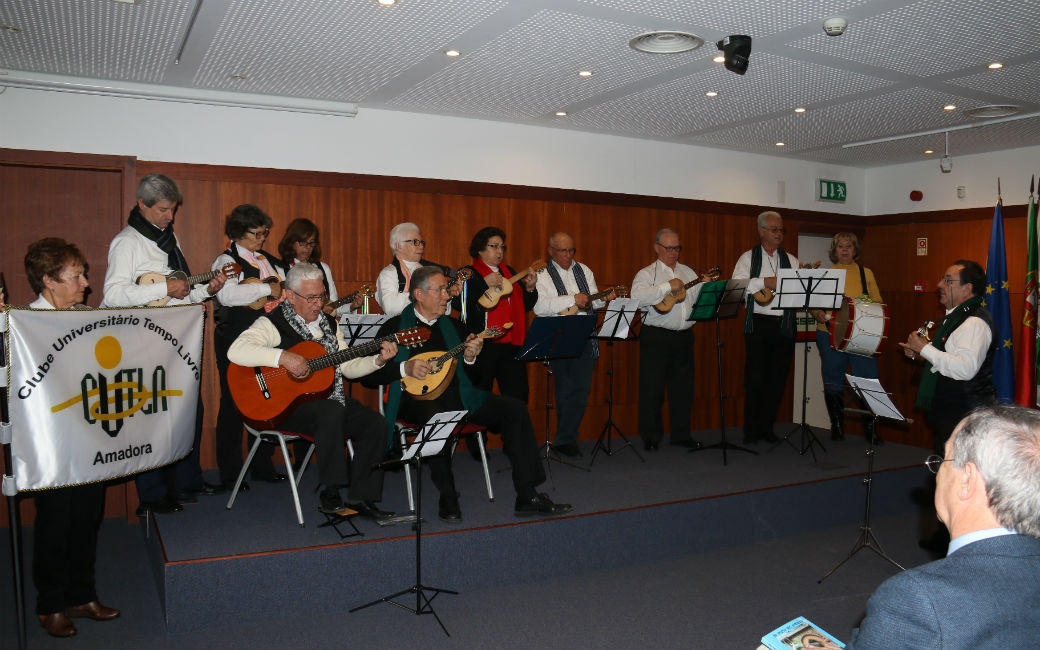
210, 204, 286, 489
811, 232, 883, 442
453, 226, 537, 404
375, 221, 458, 317
277, 218, 362, 316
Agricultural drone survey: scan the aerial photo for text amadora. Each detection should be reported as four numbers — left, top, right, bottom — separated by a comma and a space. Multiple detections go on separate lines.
93, 442, 153, 465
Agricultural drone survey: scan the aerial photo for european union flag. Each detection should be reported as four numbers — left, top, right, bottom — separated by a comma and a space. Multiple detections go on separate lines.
986, 200, 1015, 402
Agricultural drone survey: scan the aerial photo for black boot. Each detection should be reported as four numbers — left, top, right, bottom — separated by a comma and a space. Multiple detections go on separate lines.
823, 391, 845, 441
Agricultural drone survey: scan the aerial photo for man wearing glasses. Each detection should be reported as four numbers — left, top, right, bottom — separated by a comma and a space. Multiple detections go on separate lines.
227, 263, 395, 522
375, 221, 459, 317
732, 211, 800, 445
631, 229, 707, 451
101, 174, 228, 515
534, 231, 615, 456
847, 405, 1040, 649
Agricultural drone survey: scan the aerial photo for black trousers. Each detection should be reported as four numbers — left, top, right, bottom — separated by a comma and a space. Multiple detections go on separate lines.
550, 339, 596, 446
399, 393, 544, 500
214, 331, 276, 484
638, 326, 695, 444
743, 316, 795, 440
33, 483, 106, 615
276, 397, 387, 502
477, 341, 529, 403
134, 398, 205, 502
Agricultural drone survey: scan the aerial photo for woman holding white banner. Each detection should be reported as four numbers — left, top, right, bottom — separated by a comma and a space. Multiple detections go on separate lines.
23, 237, 120, 638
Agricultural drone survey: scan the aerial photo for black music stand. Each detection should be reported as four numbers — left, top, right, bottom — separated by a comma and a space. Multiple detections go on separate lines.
589, 298, 643, 466
339, 314, 388, 398
350, 409, 467, 636
517, 315, 597, 475
819, 375, 907, 583
772, 268, 844, 461
688, 278, 758, 465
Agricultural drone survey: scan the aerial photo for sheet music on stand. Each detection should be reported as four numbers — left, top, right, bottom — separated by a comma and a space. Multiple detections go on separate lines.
688, 279, 747, 321
774, 268, 845, 310
400, 410, 467, 461
339, 313, 388, 347
845, 375, 906, 422
598, 297, 640, 339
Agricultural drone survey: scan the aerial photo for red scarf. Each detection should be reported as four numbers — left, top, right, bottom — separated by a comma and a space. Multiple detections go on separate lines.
472, 257, 526, 345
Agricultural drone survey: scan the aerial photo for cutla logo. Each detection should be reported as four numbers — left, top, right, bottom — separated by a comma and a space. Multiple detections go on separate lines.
49, 335, 184, 437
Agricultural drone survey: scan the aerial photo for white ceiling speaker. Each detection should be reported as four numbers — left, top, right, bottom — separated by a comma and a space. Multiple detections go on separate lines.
823, 17, 848, 36
629, 31, 704, 53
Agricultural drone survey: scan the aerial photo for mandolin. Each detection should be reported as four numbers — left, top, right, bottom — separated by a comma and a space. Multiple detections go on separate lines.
477, 261, 546, 309
137, 262, 241, 307
401, 324, 510, 400
559, 286, 627, 316
653, 268, 721, 313
753, 260, 821, 306
228, 327, 430, 428
240, 276, 286, 310
323, 284, 374, 313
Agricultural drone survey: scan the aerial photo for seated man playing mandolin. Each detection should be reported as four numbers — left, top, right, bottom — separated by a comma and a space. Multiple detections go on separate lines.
362, 265, 573, 523
227, 263, 397, 522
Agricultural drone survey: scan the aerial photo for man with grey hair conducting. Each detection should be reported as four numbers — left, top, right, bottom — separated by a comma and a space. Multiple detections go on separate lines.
846, 404, 1040, 649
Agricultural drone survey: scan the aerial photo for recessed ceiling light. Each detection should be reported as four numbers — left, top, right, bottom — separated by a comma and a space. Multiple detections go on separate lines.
0, 24, 21, 33
629, 31, 704, 54
988, 62, 1003, 69
712, 55, 725, 63
229, 73, 247, 81
794, 107, 806, 113
578, 70, 593, 77
924, 150, 934, 154
943, 104, 957, 111
775, 142, 785, 147
555, 111, 567, 117
445, 49, 460, 57
111, 0, 138, 4
705, 90, 718, 97
377, 0, 396, 5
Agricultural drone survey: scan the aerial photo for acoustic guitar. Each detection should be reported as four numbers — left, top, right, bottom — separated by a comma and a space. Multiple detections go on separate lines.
401, 324, 510, 400
228, 327, 429, 428
753, 260, 821, 306
653, 268, 721, 313
558, 286, 628, 316
477, 261, 546, 309
240, 276, 285, 309
323, 284, 374, 313
137, 262, 241, 307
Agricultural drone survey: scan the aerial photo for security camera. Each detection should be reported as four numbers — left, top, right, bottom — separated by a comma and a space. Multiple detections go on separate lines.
940, 155, 953, 173
716, 35, 752, 75
823, 17, 848, 36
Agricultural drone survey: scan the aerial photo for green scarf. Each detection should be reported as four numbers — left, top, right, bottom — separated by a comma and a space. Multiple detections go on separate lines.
916, 295, 984, 410
383, 304, 489, 447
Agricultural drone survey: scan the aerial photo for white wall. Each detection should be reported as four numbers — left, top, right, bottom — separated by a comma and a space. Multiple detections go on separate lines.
864, 144, 1040, 216
0, 86, 866, 214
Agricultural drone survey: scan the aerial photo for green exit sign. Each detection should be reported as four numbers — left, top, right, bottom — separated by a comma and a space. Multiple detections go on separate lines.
818, 179, 847, 203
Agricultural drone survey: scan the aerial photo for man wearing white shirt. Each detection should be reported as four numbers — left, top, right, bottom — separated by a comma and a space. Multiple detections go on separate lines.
630, 229, 704, 451
732, 211, 800, 445
374, 222, 458, 317
534, 232, 615, 457
101, 174, 227, 514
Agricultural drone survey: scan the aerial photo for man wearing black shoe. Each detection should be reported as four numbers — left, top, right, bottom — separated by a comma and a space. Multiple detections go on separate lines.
101, 174, 228, 513
363, 265, 573, 522
227, 264, 396, 523
732, 211, 800, 445
631, 229, 707, 451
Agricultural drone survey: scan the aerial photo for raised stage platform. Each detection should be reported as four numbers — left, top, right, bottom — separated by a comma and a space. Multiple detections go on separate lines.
143, 426, 931, 635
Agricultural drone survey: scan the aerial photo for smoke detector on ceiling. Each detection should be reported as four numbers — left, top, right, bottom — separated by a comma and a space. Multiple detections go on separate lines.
629, 31, 704, 53
822, 17, 848, 36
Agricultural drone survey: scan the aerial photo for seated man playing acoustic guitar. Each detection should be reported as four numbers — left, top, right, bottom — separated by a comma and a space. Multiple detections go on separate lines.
227, 263, 396, 522
361, 264, 573, 523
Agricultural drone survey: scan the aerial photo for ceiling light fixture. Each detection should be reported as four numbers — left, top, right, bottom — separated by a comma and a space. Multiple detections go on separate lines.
988, 62, 1003, 69
629, 31, 704, 53
0, 69, 358, 117
445, 49, 460, 57
775, 142, 785, 147
705, 90, 718, 97
940, 131, 952, 173
555, 111, 567, 117
1, 24, 22, 33
943, 104, 957, 111
712, 55, 725, 63
924, 150, 934, 154
377, 0, 396, 5
229, 73, 247, 81
794, 107, 806, 113
578, 70, 593, 77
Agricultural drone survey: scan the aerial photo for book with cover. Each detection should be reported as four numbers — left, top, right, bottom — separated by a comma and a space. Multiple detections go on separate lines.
761, 616, 845, 650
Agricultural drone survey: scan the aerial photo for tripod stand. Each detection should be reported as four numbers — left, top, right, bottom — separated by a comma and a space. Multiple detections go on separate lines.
590, 299, 642, 466
777, 335, 826, 460
350, 410, 465, 636
818, 381, 907, 583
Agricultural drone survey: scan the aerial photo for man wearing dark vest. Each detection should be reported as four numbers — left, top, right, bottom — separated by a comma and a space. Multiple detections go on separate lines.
363, 265, 573, 522
226, 263, 395, 521
375, 221, 459, 317
101, 173, 227, 515
533, 232, 615, 457
732, 210, 800, 445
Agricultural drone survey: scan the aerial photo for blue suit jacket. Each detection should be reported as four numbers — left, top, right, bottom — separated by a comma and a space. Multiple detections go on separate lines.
848, 534, 1040, 649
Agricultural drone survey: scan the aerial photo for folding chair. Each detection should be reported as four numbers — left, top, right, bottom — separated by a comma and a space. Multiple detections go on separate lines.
398, 419, 494, 513
225, 423, 317, 526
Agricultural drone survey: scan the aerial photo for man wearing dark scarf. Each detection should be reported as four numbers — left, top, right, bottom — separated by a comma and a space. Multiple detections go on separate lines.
900, 259, 997, 554
363, 265, 572, 523
100, 173, 227, 515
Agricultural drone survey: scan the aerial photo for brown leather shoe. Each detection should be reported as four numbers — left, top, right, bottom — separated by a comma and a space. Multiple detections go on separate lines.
38, 612, 77, 637
66, 600, 121, 621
